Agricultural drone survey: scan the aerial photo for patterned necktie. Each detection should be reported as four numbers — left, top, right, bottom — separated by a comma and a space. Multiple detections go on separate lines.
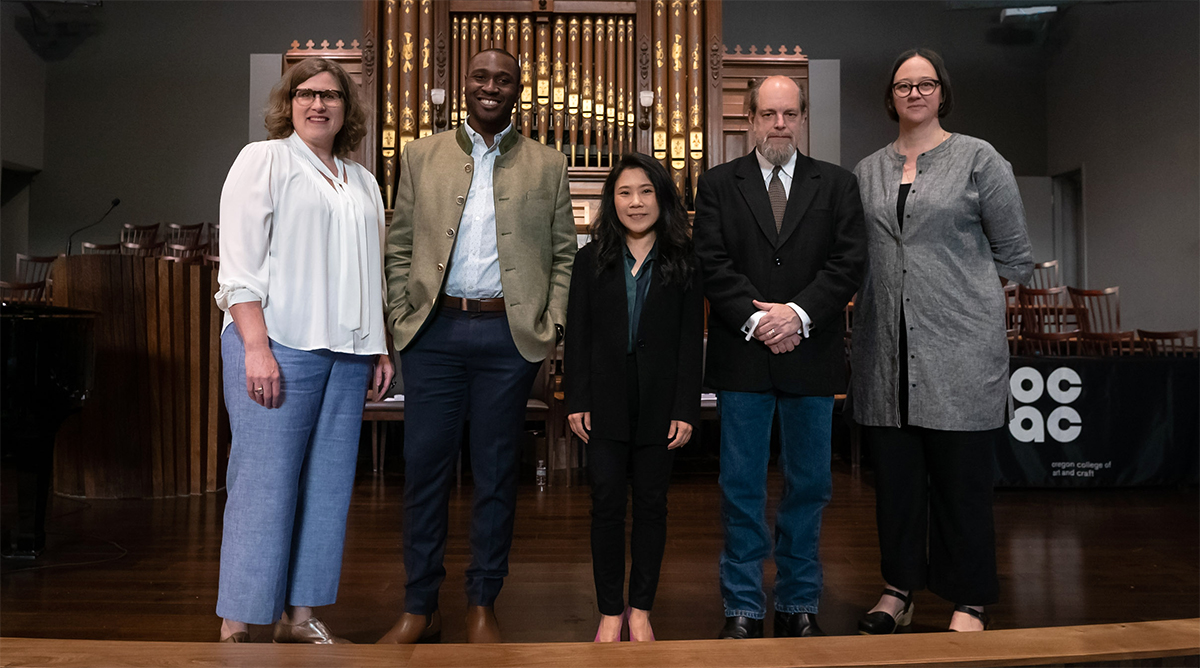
768, 165, 787, 233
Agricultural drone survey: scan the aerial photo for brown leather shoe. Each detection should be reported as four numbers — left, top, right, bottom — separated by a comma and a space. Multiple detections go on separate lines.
273, 617, 352, 644
377, 611, 442, 644
220, 631, 250, 643
465, 606, 501, 644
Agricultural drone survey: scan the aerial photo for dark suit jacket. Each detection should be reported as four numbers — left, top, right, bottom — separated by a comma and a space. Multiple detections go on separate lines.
564, 242, 704, 445
693, 151, 866, 395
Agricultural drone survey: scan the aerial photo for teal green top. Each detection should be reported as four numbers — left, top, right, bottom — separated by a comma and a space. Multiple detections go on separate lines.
623, 241, 657, 354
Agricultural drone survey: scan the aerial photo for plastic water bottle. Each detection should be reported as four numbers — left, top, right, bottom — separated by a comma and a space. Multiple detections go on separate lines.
536, 459, 547, 491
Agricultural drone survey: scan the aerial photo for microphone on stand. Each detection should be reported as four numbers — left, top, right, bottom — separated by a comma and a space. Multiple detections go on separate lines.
66, 198, 121, 256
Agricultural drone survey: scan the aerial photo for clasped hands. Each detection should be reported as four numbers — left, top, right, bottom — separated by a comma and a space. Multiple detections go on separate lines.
568, 412, 693, 449
752, 299, 803, 354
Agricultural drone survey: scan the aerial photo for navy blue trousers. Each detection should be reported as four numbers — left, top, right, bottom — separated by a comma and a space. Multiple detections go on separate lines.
399, 308, 541, 614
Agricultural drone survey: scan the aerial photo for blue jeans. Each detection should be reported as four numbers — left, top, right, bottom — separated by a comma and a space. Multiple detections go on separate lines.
216, 327, 373, 624
718, 390, 834, 619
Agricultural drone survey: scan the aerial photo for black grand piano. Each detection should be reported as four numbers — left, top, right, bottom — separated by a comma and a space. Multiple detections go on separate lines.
1, 301, 96, 557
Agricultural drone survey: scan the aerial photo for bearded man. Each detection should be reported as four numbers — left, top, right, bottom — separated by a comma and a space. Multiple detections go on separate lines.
692, 75, 866, 639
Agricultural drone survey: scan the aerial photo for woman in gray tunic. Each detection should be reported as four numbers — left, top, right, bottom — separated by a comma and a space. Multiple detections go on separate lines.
851, 48, 1032, 634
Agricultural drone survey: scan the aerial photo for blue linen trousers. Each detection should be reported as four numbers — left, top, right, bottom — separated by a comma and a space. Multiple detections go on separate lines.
216, 327, 373, 624
718, 390, 835, 619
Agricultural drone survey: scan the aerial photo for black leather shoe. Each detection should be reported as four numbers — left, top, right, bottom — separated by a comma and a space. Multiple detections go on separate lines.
717, 616, 764, 639
858, 588, 914, 635
773, 611, 824, 638
951, 604, 990, 631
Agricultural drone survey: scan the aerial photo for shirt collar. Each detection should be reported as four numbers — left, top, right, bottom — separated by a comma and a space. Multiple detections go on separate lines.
623, 240, 659, 262
755, 147, 797, 181
464, 118, 513, 152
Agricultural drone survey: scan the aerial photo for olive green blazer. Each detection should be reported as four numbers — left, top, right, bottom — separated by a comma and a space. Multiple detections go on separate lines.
384, 125, 577, 362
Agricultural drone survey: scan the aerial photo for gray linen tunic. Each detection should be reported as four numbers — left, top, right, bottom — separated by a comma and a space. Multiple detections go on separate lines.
851, 134, 1033, 431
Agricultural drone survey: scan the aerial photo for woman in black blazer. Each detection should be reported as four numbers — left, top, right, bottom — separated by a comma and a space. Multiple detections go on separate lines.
565, 153, 704, 643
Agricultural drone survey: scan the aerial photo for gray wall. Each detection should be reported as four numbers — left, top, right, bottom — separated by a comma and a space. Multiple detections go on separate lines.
723, 0, 1048, 175
1046, 1, 1199, 331
1, 2, 48, 278
21, 1, 359, 256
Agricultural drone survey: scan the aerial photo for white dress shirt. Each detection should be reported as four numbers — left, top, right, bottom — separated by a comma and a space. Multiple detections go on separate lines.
215, 132, 387, 355
740, 148, 813, 342
443, 120, 511, 299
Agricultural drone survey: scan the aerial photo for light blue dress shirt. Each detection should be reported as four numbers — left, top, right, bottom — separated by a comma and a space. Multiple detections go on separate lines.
444, 121, 512, 299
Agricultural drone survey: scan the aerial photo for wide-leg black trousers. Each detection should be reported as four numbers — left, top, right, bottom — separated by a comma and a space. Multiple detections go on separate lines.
864, 424, 1002, 606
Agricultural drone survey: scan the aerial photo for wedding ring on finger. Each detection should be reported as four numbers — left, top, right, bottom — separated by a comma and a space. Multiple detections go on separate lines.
254, 387, 264, 394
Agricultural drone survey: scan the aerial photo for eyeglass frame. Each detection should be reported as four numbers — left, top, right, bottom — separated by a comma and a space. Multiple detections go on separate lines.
292, 88, 345, 106
891, 79, 941, 97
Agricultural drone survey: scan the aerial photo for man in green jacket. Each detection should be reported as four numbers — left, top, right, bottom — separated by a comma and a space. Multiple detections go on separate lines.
379, 49, 576, 645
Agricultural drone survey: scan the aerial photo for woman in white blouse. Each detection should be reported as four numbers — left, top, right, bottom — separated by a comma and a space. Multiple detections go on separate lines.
214, 58, 393, 644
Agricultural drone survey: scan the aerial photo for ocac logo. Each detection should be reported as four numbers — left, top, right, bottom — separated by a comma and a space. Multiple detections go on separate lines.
1008, 367, 1082, 443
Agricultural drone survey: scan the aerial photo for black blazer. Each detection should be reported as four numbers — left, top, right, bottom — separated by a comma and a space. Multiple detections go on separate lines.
564, 242, 704, 445
693, 151, 866, 395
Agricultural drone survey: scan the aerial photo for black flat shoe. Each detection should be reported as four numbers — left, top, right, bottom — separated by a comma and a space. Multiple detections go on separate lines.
951, 604, 990, 631
858, 588, 914, 635
773, 611, 824, 638
717, 616, 764, 639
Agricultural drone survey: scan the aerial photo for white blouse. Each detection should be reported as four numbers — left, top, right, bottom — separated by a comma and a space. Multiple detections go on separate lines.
215, 132, 387, 355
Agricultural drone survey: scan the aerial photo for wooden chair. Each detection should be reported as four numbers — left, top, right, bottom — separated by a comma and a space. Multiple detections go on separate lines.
120, 223, 160, 245
1021, 329, 1079, 357
121, 241, 164, 257
15, 254, 58, 284
203, 254, 221, 267
205, 223, 220, 251
165, 223, 205, 247
81, 242, 121, 255
1031, 260, 1061, 290
1019, 286, 1074, 334
1137, 329, 1198, 357
165, 242, 208, 260
1079, 331, 1138, 356
1003, 283, 1021, 352
0, 280, 47, 303
1068, 286, 1121, 333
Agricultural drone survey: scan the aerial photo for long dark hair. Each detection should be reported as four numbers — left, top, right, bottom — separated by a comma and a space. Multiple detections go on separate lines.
589, 153, 694, 287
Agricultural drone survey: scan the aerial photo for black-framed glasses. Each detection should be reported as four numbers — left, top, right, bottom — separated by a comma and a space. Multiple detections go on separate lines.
292, 88, 345, 106
892, 79, 941, 97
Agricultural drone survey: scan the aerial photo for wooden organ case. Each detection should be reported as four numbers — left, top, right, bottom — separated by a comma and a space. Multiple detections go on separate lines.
286, 1, 812, 222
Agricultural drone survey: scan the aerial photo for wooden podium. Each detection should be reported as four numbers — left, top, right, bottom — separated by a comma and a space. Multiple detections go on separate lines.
50, 255, 229, 498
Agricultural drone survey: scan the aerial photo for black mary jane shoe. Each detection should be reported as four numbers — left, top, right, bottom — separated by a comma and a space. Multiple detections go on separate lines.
773, 611, 824, 638
857, 588, 914, 635
717, 616, 764, 639
951, 604, 991, 631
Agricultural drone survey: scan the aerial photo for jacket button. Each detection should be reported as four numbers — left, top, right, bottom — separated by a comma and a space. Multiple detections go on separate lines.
465, 164, 473, 173
775, 258, 782, 267
446, 228, 455, 237
456, 195, 465, 205
637, 339, 645, 348
436, 263, 445, 272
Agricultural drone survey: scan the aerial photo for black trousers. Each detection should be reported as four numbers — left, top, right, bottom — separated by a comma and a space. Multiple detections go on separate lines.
864, 424, 1002, 606
588, 354, 676, 616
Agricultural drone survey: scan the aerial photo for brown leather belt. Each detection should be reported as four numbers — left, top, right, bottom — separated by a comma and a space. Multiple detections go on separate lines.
440, 294, 506, 312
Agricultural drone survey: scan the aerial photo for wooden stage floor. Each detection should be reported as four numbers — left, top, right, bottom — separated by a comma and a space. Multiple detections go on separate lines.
2, 456, 1197, 649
